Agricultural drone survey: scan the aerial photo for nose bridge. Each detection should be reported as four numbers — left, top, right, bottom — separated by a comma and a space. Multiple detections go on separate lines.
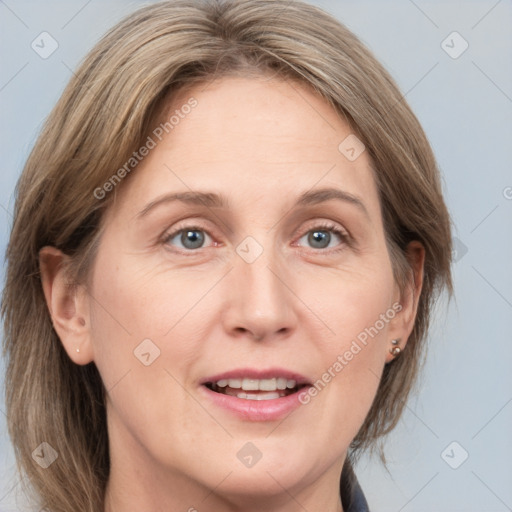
223, 237, 296, 339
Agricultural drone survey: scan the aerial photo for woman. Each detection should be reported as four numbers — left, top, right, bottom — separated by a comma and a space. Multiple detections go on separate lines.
1, 0, 452, 510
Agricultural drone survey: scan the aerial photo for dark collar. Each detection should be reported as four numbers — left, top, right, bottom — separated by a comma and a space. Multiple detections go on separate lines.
344, 477, 370, 512
340, 463, 370, 512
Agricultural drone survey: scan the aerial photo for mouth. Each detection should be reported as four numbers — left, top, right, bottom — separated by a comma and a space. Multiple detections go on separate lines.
204, 377, 309, 400
199, 369, 312, 421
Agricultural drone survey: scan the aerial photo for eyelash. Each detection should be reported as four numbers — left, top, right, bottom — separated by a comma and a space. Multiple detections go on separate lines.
294, 222, 350, 253
161, 220, 351, 256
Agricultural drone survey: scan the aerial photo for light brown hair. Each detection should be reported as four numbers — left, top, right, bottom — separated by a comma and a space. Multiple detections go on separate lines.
2, 0, 452, 510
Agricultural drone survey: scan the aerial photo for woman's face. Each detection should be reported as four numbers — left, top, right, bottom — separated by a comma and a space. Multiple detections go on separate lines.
59, 76, 418, 508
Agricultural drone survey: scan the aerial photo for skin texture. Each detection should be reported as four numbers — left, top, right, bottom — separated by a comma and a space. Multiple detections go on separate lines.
39, 76, 424, 512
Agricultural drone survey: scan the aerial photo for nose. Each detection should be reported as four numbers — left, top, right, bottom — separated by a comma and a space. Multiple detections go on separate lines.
221, 245, 298, 342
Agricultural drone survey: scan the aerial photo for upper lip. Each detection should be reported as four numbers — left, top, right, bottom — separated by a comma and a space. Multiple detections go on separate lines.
200, 367, 312, 386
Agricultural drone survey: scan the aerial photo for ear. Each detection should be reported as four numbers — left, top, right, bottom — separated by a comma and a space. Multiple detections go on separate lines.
39, 246, 94, 365
385, 241, 425, 363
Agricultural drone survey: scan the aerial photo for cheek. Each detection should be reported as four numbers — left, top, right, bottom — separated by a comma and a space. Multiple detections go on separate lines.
90, 247, 203, 339
87, 243, 226, 417
86, 248, 196, 386
86, 253, 214, 451
297, 261, 394, 431
300, 257, 395, 346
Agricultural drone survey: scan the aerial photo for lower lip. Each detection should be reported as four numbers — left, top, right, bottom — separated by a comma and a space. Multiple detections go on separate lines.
200, 385, 311, 422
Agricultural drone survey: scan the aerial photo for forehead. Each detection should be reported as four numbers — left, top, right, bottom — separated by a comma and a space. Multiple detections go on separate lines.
109, 76, 380, 220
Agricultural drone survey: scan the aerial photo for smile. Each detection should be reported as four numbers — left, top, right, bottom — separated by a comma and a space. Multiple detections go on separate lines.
205, 377, 304, 400
200, 369, 312, 421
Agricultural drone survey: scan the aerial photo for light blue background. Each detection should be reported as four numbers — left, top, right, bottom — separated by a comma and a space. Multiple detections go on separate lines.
1, 1, 511, 511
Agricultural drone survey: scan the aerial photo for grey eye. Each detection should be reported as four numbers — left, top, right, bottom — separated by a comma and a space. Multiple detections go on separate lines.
167, 229, 211, 250
298, 228, 343, 249
308, 230, 331, 248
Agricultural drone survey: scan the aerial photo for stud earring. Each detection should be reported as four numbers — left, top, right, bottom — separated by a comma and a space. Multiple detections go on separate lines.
76, 347, 80, 353
389, 339, 401, 356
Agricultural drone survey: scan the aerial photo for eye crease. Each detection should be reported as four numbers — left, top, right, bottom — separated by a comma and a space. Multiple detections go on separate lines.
162, 221, 349, 253
296, 223, 348, 250
164, 226, 213, 251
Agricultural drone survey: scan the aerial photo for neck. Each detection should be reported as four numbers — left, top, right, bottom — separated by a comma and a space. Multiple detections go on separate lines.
104, 412, 345, 512
104, 473, 344, 512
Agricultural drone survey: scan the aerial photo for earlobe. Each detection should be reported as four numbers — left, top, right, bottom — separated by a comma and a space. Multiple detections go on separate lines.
39, 246, 94, 365
385, 241, 425, 363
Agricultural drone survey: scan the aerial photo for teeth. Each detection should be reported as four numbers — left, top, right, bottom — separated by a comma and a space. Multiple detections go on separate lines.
236, 391, 282, 400
227, 379, 242, 389
276, 377, 287, 390
259, 378, 276, 391
242, 378, 259, 391
215, 377, 298, 391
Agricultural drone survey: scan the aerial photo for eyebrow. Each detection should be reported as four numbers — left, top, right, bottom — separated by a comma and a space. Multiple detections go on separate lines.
136, 187, 369, 219
137, 191, 228, 218
297, 188, 369, 217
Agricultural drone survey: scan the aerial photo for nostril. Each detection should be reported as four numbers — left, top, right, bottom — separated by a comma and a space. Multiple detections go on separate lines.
233, 328, 265, 341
